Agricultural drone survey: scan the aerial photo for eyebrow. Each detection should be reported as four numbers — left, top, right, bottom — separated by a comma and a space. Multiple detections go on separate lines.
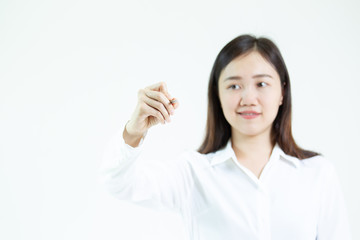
224, 74, 273, 81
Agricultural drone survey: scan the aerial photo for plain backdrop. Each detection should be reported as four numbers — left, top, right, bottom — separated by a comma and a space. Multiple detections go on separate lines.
1, 0, 359, 239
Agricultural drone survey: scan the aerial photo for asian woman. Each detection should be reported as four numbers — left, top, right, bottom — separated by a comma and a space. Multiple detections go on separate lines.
99, 34, 351, 240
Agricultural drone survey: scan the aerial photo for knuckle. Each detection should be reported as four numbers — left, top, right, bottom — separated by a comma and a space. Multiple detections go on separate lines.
138, 102, 147, 111
159, 81, 166, 88
153, 91, 161, 99
160, 93, 168, 102
156, 92, 167, 103
138, 95, 145, 103
139, 101, 146, 107
137, 88, 145, 97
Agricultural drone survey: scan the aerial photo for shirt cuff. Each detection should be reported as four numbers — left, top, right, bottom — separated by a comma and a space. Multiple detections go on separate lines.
98, 126, 145, 175
117, 127, 144, 156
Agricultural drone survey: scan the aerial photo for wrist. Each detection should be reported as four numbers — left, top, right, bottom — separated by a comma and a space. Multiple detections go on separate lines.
125, 121, 145, 137
123, 122, 145, 147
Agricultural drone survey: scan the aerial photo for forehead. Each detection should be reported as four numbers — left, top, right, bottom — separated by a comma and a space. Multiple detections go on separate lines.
220, 51, 279, 80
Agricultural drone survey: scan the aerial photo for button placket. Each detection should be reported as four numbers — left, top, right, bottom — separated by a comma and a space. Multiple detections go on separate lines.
257, 184, 271, 240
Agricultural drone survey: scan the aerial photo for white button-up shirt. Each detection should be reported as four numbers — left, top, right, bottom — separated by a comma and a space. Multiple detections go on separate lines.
98, 129, 352, 240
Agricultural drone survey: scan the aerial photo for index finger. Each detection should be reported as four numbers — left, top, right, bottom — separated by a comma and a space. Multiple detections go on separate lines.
145, 82, 173, 101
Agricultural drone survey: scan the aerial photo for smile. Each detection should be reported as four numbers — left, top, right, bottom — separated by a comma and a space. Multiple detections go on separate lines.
238, 111, 261, 119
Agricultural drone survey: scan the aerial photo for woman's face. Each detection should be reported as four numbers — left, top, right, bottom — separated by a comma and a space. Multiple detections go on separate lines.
218, 51, 283, 139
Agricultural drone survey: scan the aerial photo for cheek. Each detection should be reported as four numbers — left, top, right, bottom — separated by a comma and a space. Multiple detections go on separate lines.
263, 95, 282, 115
261, 92, 281, 110
220, 94, 238, 113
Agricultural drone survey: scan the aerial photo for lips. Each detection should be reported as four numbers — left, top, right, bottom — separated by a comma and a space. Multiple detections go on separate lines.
238, 111, 261, 119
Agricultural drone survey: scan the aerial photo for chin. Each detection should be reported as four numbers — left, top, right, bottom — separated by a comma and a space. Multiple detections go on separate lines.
232, 126, 271, 138
234, 129, 261, 137
243, 132, 262, 137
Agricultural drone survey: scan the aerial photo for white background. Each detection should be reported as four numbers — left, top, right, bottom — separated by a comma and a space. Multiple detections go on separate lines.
1, 0, 359, 239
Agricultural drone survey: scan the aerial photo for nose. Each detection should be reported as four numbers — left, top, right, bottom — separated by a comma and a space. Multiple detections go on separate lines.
240, 87, 258, 106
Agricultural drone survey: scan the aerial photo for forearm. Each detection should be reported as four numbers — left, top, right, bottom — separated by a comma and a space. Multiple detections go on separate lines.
123, 123, 144, 148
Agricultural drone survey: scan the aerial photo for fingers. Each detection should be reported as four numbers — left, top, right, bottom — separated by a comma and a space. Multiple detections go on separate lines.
145, 82, 173, 101
143, 97, 171, 123
145, 90, 175, 116
137, 82, 179, 125
144, 102, 166, 124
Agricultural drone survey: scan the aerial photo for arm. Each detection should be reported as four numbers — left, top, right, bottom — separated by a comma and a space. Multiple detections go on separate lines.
98, 82, 191, 212
317, 163, 352, 239
98, 126, 193, 212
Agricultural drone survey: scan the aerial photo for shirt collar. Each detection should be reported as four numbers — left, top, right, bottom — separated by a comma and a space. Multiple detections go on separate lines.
210, 140, 300, 169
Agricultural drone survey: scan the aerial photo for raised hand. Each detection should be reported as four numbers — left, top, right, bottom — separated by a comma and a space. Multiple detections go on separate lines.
123, 82, 179, 147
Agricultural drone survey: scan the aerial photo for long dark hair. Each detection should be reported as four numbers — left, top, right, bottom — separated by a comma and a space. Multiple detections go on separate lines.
198, 34, 319, 160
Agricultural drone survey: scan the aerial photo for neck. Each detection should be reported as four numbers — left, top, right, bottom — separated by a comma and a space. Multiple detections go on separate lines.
231, 130, 274, 163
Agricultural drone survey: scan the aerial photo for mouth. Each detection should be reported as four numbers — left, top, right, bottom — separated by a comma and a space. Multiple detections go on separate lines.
237, 111, 261, 119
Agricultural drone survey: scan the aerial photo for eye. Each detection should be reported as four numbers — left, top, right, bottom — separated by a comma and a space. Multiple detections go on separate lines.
257, 82, 268, 87
228, 84, 240, 90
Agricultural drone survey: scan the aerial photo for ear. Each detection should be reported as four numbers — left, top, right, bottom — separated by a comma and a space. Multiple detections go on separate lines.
279, 96, 283, 106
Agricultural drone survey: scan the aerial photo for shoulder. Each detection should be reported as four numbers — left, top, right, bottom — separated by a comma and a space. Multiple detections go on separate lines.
175, 148, 219, 168
299, 154, 337, 179
300, 154, 334, 169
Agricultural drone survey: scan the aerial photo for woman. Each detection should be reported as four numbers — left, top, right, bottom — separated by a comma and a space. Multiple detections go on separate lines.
99, 35, 351, 239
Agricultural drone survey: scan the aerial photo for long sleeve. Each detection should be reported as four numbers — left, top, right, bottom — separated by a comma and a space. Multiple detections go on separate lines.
316, 162, 352, 239
97, 128, 194, 213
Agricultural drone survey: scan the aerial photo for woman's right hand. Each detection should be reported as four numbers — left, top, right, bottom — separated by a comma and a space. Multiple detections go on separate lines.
123, 82, 179, 147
